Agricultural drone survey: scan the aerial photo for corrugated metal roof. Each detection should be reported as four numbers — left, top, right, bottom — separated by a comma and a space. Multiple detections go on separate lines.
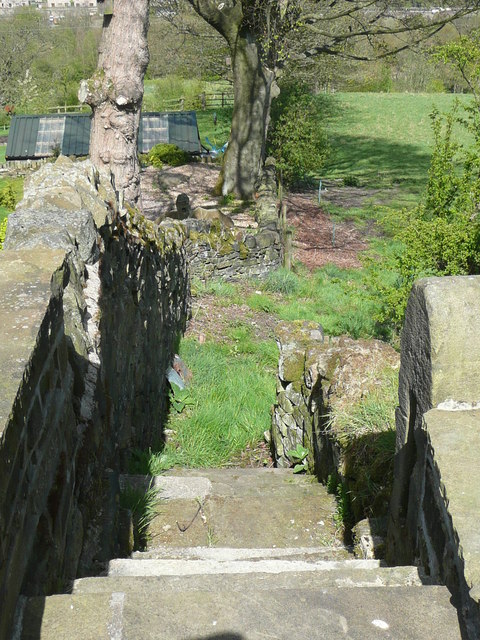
168, 111, 202, 154
6, 111, 202, 160
6, 115, 39, 159
62, 114, 91, 156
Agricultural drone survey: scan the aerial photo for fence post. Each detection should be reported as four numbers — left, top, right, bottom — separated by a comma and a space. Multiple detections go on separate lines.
222, 92, 225, 108
280, 202, 293, 271
180, 97, 185, 111
201, 92, 206, 110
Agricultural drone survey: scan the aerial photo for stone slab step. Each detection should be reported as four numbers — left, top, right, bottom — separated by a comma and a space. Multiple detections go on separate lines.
22, 585, 462, 639
108, 557, 384, 577
132, 545, 351, 561
130, 468, 341, 549
73, 565, 427, 596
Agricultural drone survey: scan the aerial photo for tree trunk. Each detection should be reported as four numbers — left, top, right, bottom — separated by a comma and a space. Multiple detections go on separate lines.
222, 30, 278, 198
79, 0, 149, 207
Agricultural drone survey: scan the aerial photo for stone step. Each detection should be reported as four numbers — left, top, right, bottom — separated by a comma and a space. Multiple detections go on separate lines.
73, 564, 428, 596
21, 585, 462, 639
108, 556, 384, 577
125, 468, 341, 549
132, 545, 352, 561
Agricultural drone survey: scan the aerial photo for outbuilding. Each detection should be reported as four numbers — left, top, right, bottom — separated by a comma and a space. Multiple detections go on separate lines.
6, 111, 202, 160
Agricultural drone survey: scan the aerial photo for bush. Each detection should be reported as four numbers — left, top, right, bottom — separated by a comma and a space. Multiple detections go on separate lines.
343, 175, 360, 187
147, 143, 190, 168
0, 217, 8, 250
371, 103, 480, 329
0, 184, 16, 210
268, 82, 330, 187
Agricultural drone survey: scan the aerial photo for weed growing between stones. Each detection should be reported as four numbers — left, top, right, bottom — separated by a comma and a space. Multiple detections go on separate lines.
0, 218, 7, 250
119, 482, 160, 551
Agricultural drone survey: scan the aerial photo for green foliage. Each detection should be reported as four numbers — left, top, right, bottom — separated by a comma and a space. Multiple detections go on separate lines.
147, 143, 191, 168
169, 383, 195, 413
0, 217, 7, 250
287, 443, 309, 473
343, 175, 360, 187
371, 104, 480, 329
268, 82, 330, 186
327, 473, 353, 532
0, 184, 16, 210
433, 30, 480, 105
0, 10, 100, 113
264, 267, 299, 295
119, 482, 159, 551
138, 336, 276, 471
246, 292, 279, 314
144, 75, 207, 111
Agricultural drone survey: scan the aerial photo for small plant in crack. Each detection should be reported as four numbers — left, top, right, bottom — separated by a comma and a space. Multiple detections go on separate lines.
287, 443, 309, 473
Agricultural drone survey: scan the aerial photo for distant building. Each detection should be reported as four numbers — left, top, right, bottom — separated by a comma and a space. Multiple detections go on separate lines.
0, 1, 35, 9
45, 0, 96, 7
6, 112, 203, 160
0, 0, 97, 11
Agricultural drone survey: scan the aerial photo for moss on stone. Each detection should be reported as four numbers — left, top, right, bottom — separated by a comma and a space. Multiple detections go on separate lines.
238, 242, 250, 260
282, 349, 306, 385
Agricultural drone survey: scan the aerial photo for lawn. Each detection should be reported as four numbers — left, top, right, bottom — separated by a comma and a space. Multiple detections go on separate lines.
0, 145, 5, 164
320, 92, 474, 208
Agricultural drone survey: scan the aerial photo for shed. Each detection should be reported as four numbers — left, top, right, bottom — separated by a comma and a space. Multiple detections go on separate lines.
6, 111, 202, 160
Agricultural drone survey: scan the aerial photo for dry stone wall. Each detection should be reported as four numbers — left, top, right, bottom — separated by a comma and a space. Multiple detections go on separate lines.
271, 321, 399, 523
0, 157, 188, 640
184, 218, 282, 281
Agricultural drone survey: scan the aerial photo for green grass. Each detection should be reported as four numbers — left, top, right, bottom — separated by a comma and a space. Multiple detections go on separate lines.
0, 145, 5, 164
322, 92, 475, 208
0, 176, 23, 203
130, 336, 276, 471
119, 481, 160, 551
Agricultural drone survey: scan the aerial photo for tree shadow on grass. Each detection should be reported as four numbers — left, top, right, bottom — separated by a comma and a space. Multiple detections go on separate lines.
325, 133, 432, 193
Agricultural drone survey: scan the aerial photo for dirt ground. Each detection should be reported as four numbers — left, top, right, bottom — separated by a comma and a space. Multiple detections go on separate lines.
141, 164, 372, 270
141, 164, 378, 467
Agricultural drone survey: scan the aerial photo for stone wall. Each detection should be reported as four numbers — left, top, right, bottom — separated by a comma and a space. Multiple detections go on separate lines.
0, 157, 188, 640
271, 321, 399, 523
386, 276, 480, 639
184, 218, 282, 281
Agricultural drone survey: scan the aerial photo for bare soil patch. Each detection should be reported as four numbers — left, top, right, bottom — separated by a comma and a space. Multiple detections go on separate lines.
141, 163, 222, 220
186, 293, 281, 345
286, 191, 369, 270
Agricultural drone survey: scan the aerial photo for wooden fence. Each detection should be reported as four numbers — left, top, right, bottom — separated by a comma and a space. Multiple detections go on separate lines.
158, 92, 234, 111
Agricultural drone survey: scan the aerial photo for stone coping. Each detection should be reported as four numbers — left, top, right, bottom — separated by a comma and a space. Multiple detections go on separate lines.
0, 249, 65, 435
424, 408, 480, 602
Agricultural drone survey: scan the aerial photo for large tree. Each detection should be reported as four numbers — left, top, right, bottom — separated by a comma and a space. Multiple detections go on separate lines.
80, 0, 150, 206
183, 0, 480, 197
185, 0, 298, 198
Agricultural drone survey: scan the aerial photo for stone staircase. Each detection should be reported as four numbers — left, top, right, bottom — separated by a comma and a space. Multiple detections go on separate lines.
18, 468, 463, 639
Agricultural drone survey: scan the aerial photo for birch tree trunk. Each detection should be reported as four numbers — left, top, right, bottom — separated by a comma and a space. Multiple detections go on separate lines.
79, 0, 150, 207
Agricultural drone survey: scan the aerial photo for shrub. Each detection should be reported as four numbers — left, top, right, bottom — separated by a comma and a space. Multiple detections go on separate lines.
343, 175, 360, 187
147, 143, 190, 168
371, 103, 480, 329
0, 217, 7, 250
268, 82, 330, 187
0, 184, 16, 210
